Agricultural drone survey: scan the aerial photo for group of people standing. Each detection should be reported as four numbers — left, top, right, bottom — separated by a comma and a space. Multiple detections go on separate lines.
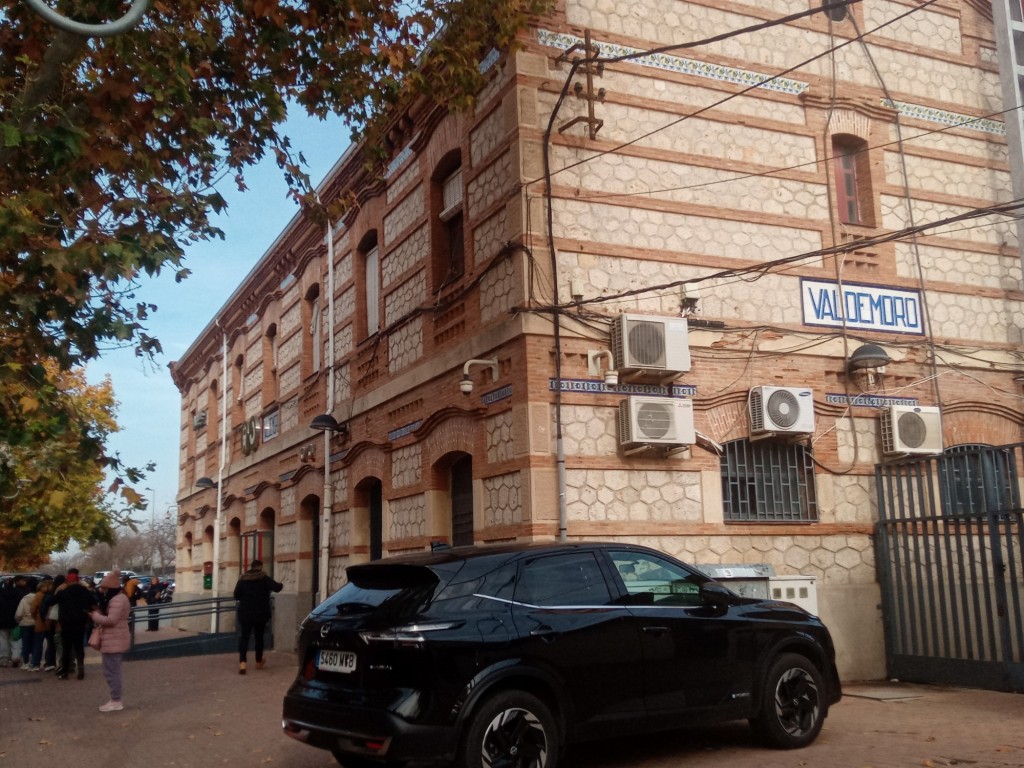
0, 569, 134, 711
0, 559, 283, 710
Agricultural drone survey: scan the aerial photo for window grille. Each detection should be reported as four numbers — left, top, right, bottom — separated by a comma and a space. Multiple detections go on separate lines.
721, 439, 818, 522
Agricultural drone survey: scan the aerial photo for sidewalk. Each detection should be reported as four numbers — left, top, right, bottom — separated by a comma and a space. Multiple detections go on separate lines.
1, 637, 1023, 768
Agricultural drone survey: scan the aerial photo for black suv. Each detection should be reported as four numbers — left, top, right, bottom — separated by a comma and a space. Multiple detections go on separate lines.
283, 542, 842, 768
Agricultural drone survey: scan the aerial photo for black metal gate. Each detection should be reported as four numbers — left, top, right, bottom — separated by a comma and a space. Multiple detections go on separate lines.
875, 443, 1024, 692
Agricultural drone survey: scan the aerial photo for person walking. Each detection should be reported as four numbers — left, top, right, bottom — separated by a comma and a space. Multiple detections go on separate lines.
89, 571, 131, 712
55, 568, 96, 680
232, 560, 282, 675
143, 577, 163, 631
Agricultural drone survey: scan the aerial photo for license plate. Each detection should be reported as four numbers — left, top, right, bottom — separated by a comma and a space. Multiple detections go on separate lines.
318, 649, 357, 674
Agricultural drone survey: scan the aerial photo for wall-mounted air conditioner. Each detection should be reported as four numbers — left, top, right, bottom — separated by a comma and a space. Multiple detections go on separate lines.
749, 386, 815, 436
611, 314, 690, 377
618, 397, 695, 447
881, 405, 943, 455
193, 410, 208, 429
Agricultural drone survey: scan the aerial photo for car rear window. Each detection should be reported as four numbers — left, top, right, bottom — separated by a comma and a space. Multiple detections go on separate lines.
318, 564, 440, 623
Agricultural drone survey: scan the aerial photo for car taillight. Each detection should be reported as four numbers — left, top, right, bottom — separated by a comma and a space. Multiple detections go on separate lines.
303, 658, 316, 680
359, 621, 463, 648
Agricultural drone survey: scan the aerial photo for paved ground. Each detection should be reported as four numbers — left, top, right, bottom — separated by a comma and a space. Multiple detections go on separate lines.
1, 628, 1023, 768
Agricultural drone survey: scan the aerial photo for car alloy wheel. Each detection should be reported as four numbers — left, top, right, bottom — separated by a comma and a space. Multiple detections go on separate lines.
462, 691, 557, 768
751, 652, 825, 749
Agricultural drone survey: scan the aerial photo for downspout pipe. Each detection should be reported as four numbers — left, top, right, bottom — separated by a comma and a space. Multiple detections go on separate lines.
318, 218, 337, 603
211, 322, 227, 633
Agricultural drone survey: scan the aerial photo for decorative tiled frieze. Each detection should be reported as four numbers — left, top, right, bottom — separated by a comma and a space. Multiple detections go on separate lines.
537, 29, 808, 95
483, 472, 523, 527
881, 99, 1005, 135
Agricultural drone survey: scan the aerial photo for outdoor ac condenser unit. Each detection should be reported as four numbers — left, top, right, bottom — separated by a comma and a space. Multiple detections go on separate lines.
881, 404, 943, 455
618, 397, 695, 447
611, 314, 690, 375
748, 386, 815, 435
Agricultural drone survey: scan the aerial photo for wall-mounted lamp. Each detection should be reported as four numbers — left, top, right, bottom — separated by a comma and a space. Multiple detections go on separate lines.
460, 358, 499, 396
195, 476, 218, 491
309, 413, 349, 437
847, 343, 890, 373
587, 349, 618, 386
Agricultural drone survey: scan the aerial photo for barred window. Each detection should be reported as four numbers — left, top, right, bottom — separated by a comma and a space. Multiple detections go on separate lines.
939, 444, 1019, 520
721, 439, 818, 522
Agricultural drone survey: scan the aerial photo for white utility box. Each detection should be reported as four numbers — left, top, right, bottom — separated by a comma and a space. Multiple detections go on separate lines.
768, 575, 818, 615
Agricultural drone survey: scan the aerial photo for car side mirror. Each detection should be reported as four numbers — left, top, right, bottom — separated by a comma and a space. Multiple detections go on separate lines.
699, 581, 733, 611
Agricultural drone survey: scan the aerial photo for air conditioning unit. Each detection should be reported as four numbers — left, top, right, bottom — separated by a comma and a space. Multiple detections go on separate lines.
881, 405, 943, 455
749, 386, 815, 435
193, 410, 208, 429
618, 397, 695, 447
612, 314, 690, 376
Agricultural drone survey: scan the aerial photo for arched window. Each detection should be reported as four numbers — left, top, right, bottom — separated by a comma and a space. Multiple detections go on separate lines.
359, 231, 380, 336
263, 322, 278, 402
720, 439, 818, 522
432, 153, 465, 291
302, 283, 322, 378
832, 134, 872, 226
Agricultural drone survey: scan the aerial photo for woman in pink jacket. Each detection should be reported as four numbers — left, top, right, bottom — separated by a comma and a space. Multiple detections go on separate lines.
90, 571, 131, 712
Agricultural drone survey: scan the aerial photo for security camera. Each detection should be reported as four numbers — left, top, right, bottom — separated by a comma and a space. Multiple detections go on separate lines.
459, 376, 473, 395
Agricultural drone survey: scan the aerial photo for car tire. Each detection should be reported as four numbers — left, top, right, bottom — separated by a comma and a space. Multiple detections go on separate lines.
459, 690, 559, 768
750, 652, 827, 749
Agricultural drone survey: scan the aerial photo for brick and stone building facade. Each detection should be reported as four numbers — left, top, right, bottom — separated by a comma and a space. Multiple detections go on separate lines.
172, 0, 1024, 680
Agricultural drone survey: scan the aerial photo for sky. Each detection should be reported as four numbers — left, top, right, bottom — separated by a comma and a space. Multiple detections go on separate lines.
85, 111, 350, 527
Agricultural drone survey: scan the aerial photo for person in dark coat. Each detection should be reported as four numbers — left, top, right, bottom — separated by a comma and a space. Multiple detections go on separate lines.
0, 576, 27, 667
143, 577, 163, 631
55, 568, 97, 680
232, 560, 283, 675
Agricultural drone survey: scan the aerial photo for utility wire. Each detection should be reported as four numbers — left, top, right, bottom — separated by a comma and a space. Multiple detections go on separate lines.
529, 0, 939, 188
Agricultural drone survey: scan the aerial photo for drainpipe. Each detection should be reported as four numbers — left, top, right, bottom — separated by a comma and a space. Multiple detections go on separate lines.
318, 218, 337, 603
211, 323, 227, 632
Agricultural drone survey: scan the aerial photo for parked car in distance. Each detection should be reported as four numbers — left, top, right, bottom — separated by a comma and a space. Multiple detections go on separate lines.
282, 541, 842, 768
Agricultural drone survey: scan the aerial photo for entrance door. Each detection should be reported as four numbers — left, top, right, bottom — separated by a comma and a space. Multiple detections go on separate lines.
451, 455, 473, 547
369, 480, 383, 561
